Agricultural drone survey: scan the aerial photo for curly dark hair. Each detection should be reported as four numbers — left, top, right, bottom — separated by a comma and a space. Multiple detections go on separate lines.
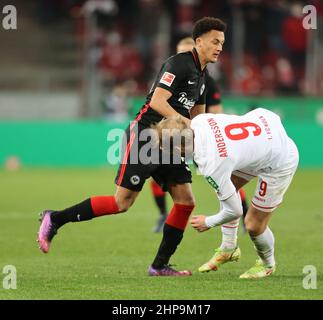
192, 17, 227, 41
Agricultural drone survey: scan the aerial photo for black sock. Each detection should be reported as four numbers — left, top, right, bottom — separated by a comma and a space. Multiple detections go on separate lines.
154, 195, 167, 216
151, 223, 184, 269
242, 199, 248, 220
51, 198, 95, 228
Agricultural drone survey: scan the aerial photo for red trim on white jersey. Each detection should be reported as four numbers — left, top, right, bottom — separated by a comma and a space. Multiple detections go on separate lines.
251, 200, 281, 210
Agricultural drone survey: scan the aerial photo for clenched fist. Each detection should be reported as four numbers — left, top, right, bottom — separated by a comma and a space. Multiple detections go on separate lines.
190, 215, 210, 232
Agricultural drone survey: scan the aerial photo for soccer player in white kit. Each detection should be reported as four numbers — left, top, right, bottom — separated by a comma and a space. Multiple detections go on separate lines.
153, 108, 299, 278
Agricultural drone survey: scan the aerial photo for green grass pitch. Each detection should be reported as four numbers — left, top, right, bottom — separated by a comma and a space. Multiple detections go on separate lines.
0, 168, 322, 300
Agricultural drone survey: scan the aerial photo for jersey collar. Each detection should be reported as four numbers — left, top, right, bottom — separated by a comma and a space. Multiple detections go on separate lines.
191, 47, 203, 73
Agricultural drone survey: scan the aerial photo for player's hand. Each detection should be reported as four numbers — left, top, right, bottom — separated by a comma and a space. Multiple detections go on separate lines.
190, 215, 210, 232
182, 117, 191, 128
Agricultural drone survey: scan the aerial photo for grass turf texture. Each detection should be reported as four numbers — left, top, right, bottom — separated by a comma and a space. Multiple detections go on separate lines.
0, 168, 322, 300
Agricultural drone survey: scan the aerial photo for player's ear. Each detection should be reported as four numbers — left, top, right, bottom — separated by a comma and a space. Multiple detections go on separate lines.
195, 37, 202, 48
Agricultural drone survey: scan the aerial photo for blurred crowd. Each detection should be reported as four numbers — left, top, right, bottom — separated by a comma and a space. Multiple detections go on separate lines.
35, 0, 323, 117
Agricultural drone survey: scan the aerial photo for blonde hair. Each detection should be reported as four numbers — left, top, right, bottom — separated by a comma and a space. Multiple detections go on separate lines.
176, 37, 195, 53
151, 116, 193, 156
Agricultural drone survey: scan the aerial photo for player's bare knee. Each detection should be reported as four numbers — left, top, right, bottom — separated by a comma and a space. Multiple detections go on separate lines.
114, 196, 134, 213
244, 217, 256, 234
181, 197, 196, 207
114, 187, 138, 213
116, 202, 129, 213
245, 219, 264, 236
172, 195, 195, 207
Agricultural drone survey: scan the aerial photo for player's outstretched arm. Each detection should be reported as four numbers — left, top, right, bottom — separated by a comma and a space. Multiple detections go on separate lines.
150, 87, 191, 126
190, 191, 243, 232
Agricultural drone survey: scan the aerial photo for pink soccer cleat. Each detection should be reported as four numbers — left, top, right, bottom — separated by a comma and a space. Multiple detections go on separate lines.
148, 264, 192, 276
37, 210, 58, 253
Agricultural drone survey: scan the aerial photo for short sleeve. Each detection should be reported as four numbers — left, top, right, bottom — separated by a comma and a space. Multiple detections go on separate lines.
156, 57, 186, 94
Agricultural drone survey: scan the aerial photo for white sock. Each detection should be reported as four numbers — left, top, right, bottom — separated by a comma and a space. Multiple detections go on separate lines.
220, 218, 239, 250
250, 227, 275, 267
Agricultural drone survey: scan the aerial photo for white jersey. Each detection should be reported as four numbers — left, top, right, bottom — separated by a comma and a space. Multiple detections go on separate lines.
191, 108, 292, 201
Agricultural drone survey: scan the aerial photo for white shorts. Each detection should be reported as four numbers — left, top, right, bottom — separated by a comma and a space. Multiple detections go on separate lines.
233, 139, 299, 213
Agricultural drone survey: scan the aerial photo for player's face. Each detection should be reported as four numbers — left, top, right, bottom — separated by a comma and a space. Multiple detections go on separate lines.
197, 30, 225, 64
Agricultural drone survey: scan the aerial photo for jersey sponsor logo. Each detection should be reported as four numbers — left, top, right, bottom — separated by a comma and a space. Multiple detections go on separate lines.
130, 175, 140, 185
200, 83, 205, 96
160, 72, 176, 87
178, 92, 195, 109
207, 118, 228, 157
206, 176, 219, 192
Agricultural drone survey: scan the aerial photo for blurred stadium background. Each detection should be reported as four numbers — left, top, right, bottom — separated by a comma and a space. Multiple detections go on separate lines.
1, 0, 323, 167
0, 0, 323, 300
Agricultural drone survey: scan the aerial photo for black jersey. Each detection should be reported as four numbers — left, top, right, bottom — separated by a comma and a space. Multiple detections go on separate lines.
205, 72, 221, 108
137, 48, 207, 127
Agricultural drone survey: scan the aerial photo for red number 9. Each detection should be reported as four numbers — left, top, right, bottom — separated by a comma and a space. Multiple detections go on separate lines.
225, 122, 261, 141
259, 180, 267, 197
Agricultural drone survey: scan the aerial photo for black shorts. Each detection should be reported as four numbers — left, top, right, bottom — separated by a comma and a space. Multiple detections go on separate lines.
115, 123, 192, 192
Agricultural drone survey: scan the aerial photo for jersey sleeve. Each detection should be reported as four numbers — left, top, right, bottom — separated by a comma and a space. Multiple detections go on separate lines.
156, 56, 187, 94
206, 75, 221, 106
204, 164, 236, 201
204, 191, 243, 228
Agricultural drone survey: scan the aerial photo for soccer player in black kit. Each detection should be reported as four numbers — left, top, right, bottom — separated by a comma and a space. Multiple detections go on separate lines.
151, 37, 224, 233
37, 17, 226, 276
151, 37, 249, 233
